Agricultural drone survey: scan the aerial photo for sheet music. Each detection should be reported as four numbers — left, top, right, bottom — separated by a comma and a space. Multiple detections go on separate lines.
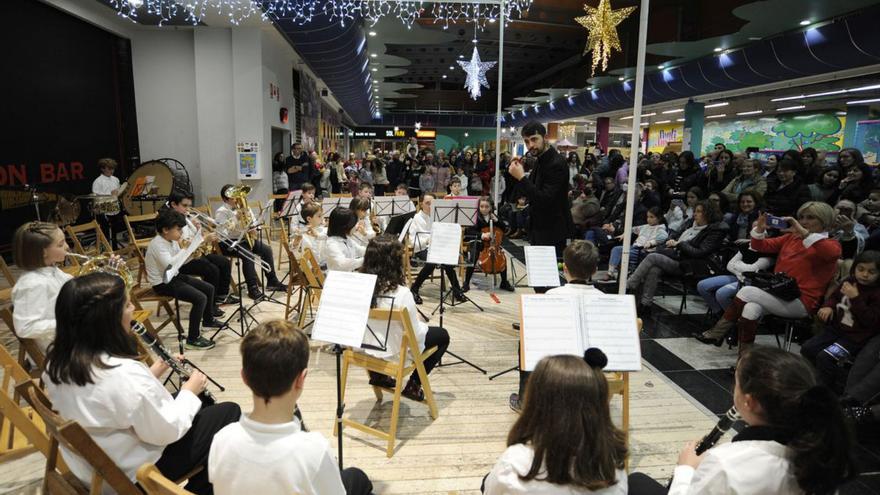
311, 271, 378, 348
431, 198, 479, 226
520, 295, 582, 371
281, 190, 303, 218
373, 196, 415, 217
321, 197, 346, 218
581, 294, 641, 371
524, 246, 561, 287
426, 222, 462, 265
163, 230, 204, 283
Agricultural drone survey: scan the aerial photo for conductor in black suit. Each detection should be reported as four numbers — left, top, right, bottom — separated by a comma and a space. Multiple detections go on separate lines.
508, 121, 573, 292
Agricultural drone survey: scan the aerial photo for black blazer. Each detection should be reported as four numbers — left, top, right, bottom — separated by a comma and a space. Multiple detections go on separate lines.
514, 146, 573, 245
677, 221, 729, 259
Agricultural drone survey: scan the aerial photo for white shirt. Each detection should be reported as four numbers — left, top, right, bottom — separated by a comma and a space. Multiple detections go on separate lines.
546, 283, 603, 295
92, 174, 121, 216
484, 443, 627, 495
44, 355, 202, 493
215, 203, 257, 240
145, 235, 189, 287
325, 236, 365, 272
209, 414, 344, 495
668, 440, 800, 495
350, 217, 376, 250
410, 210, 432, 253
363, 285, 428, 361
11, 266, 73, 352
291, 224, 328, 267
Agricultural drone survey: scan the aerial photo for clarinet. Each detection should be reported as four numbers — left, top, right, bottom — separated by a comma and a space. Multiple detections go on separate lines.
131, 322, 217, 405
695, 406, 740, 455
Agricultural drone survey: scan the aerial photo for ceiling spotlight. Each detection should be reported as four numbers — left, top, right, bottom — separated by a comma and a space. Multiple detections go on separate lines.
442, 74, 447, 79
657, 64, 665, 69
464, 132, 469, 137
371, 53, 377, 58
564, 94, 570, 97
369, 31, 377, 36
618, 76, 625, 81
458, 54, 464, 59
472, 39, 478, 44
546, 99, 550, 103
373, 88, 379, 92
799, 19, 811, 26
676, 118, 685, 122
489, 18, 496, 23
449, 66, 454, 70
371, 68, 378, 72
393, 126, 399, 132
714, 47, 722, 52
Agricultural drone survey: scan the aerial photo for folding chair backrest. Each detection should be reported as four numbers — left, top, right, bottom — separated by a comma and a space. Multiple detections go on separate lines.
0, 341, 54, 464
0, 307, 46, 375
123, 213, 158, 284
16, 380, 142, 495
65, 221, 113, 257
207, 197, 223, 215
300, 248, 324, 287
136, 463, 193, 495
279, 223, 304, 286
0, 256, 16, 287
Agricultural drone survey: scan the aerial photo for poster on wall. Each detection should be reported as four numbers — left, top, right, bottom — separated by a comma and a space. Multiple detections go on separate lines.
648, 123, 683, 153
701, 112, 845, 155
853, 120, 880, 165
299, 72, 319, 151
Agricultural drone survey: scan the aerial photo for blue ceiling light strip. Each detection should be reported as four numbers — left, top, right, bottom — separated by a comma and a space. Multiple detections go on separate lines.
507, 5, 880, 127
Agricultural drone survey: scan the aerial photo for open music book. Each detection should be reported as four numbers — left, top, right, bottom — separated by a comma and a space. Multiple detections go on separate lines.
519, 293, 641, 372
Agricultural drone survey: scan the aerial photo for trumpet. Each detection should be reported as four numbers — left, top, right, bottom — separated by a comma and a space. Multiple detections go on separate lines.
131, 321, 217, 405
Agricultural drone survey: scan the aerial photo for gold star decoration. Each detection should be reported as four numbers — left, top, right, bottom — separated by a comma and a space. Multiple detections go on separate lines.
575, 0, 637, 76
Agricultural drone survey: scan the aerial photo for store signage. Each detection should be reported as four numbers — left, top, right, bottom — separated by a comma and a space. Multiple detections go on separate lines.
416, 129, 437, 138
351, 127, 437, 139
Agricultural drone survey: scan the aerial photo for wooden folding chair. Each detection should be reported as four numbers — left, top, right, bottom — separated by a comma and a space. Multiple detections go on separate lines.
606, 317, 643, 469
0, 307, 47, 379
137, 463, 193, 495
17, 379, 142, 494
123, 212, 158, 285
297, 249, 324, 328
334, 307, 439, 458
65, 221, 113, 258
330, 193, 350, 198
268, 194, 288, 243
207, 196, 224, 215
0, 342, 56, 466
278, 222, 306, 322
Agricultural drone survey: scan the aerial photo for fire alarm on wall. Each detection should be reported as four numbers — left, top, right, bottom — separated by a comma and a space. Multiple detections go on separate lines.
280, 107, 289, 124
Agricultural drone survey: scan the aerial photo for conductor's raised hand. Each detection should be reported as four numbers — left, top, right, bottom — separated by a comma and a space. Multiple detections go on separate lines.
509, 158, 525, 181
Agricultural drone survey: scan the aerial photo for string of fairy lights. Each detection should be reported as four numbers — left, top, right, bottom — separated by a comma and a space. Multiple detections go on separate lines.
111, 0, 533, 28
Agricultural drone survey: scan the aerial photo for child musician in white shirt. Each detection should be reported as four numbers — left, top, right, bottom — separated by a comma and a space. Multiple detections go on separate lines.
44, 272, 240, 494
349, 197, 377, 249
214, 184, 287, 300
11, 222, 73, 352
325, 208, 366, 272
209, 320, 373, 495
145, 210, 223, 350
510, 240, 602, 412
408, 193, 465, 305
91, 158, 125, 249
290, 203, 327, 268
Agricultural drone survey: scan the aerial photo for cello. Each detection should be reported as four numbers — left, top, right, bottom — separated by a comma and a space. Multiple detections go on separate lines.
478, 214, 507, 274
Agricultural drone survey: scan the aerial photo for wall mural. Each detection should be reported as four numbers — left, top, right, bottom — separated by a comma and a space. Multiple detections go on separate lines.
853, 120, 880, 164
702, 112, 846, 154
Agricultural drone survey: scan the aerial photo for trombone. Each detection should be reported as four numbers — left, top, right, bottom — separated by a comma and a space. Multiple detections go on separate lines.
185, 208, 270, 272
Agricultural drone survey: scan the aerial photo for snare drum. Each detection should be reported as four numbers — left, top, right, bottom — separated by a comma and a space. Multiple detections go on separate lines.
92, 197, 120, 215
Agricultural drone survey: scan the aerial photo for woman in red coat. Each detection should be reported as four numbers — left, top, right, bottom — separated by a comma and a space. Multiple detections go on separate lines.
698, 201, 841, 355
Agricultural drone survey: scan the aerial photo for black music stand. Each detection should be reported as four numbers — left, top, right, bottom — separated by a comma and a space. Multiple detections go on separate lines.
430, 199, 483, 313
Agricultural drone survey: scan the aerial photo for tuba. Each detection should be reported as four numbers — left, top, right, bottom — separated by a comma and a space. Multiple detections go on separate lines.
226, 185, 256, 248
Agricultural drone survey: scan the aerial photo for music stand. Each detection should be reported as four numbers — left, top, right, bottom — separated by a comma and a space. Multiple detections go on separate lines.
321, 197, 348, 218
430, 199, 484, 313
280, 190, 303, 221
385, 211, 416, 236
249, 201, 286, 308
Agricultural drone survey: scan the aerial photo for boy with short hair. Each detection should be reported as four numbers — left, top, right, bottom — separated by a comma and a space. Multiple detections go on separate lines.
509, 240, 601, 411
394, 183, 409, 196
447, 177, 463, 197
209, 321, 372, 495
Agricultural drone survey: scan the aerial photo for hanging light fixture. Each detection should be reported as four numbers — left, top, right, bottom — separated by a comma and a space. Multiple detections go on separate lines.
457, 46, 497, 100
575, 0, 637, 76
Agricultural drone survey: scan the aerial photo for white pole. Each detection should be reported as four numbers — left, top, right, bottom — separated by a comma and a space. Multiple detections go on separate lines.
493, 0, 505, 210
617, 0, 650, 295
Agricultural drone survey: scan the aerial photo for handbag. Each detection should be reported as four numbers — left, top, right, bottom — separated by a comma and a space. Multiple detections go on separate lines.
679, 255, 723, 279
742, 271, 801, 301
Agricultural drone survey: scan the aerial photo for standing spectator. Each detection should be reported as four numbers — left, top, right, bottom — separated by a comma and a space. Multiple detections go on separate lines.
285, 143, 311, 190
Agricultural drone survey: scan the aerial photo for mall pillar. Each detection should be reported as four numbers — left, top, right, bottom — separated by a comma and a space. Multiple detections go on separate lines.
683, 100, 705, 154
843, 105, 869, 147
596, 117, 610, 153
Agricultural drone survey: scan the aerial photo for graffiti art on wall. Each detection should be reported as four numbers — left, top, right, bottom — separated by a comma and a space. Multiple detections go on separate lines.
702, 112, 845, 155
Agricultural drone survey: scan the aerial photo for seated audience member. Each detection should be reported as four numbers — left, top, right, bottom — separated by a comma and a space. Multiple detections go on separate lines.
628, 346, 855, 495
209, 320, 372, 495
604, 207, 667, 281
725, 191, 761, 243
627, 201, 728, 316
45, 273, 240, 494
570, 183, 603, 238
325, 208, 366, 272
164, 192, 237, 306
764, 158, 811, 218
831, 200, 869, 277
703, 149, 735, 194
721, 159, 766, 203
147, 210, 224, 350
664, 187, 702, 237
485, 353, 627, 495
699, 203, 841, 356
836, 162, 874, 204
508, 195, 530, 240
510, 240, 601, 412
290, 203, 327, 267
215, 184, 287, 299
858, 188, 880, 232
809, 168, 841, 203
409, 193, 465, 304
462, 197, 514, 292
360, 235, 450, 402
667, 151, 701, 198
801, 250, 880, 391
11, 221, 73, 352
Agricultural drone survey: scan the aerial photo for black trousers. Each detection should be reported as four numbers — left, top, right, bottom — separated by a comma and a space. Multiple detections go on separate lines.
413, 326, 450, 385
153, 274, 215, 341
97, 213, 126, 250
341, 467, 373, 495
626, 472, 668, 495
155, 402, 241, 495
801, 327, 864, 392
411, 251, 462, 294
179, 255, 233, 299
221, 240, 277, 289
